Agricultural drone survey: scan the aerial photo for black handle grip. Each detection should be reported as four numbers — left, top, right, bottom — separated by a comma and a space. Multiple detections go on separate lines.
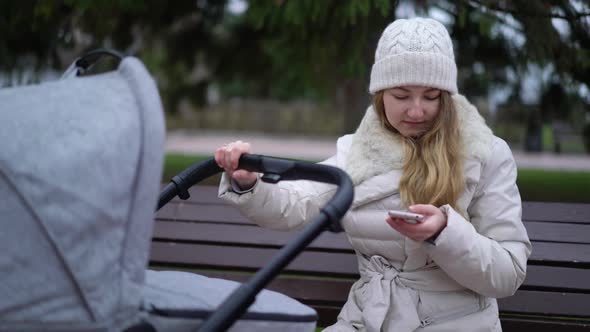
158, 154, 353, 226
157, 158, 221, 209
75, 48, 124, 73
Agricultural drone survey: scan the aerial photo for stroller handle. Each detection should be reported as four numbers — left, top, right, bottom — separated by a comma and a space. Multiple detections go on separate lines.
156, 154, 354, 332
158, 154, 353, 232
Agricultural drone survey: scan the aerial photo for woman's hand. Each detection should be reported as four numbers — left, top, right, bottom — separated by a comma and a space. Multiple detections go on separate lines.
386, 204, 447, 242
214, 140, 257, 190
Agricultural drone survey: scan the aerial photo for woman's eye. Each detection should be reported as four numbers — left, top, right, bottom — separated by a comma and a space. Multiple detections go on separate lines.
425, 95, 441, 101
393, 95, 408, 100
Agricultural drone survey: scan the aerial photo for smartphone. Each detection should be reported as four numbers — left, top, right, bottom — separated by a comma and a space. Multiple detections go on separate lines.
388, 210, 425, 224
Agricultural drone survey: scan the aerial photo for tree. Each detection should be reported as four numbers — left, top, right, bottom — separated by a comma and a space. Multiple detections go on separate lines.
0, 0, 231, 112
449, 0, 590, 151
2, 0, 589, 150
241, 0, 590, 139
242, 0, 396, 132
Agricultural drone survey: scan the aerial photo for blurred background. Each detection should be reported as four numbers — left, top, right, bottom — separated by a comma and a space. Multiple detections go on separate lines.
1, 0, 589, 202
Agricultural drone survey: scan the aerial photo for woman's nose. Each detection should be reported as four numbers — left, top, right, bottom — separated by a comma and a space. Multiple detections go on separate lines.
407, 99, 425, 118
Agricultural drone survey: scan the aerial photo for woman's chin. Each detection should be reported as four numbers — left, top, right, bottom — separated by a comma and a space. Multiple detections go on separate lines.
399, 129, 426, 139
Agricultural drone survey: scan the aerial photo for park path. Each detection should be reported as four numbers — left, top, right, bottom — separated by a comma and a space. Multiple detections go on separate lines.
166, 130, 590, 172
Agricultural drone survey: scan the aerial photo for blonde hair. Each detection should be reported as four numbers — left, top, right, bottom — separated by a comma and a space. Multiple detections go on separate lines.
373, 91, 464, 211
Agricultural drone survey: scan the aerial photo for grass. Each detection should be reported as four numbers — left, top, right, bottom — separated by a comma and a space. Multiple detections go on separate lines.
516, 169, 590, 203
164, 153, 590, 203
163, 153, 221, 185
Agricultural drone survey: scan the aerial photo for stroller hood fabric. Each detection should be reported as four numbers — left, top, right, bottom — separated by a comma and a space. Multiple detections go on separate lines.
0, 57, 165, 331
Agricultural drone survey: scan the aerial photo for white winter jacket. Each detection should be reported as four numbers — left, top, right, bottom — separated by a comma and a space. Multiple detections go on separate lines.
219, 94, 532, 332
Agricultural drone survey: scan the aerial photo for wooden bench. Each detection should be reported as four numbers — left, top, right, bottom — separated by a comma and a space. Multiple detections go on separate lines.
151, 185, 590, 331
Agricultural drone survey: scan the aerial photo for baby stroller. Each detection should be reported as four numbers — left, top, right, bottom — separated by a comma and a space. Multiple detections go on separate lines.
0, 50, 353, 331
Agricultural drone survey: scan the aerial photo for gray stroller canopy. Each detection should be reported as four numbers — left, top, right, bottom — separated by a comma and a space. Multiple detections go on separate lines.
0, 57, 165, 331
0, 56, 316, 332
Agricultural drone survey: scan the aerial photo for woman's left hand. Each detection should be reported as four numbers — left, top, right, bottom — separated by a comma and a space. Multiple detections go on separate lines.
386, 204, 447, 242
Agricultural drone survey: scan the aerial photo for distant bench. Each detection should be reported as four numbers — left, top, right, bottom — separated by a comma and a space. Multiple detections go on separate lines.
150, 185, 590, 331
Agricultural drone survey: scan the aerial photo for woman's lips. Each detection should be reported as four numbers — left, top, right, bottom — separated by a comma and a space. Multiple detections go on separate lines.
402, 121, 426, 126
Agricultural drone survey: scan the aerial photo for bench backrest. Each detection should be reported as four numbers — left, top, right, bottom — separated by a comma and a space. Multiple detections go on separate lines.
152, 185, 590, 329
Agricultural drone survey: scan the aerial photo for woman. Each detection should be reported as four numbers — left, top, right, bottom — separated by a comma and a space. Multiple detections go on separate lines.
215, 17, 531, 332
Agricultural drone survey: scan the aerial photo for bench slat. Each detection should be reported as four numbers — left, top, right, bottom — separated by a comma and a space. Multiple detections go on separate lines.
188, 271, 354, 304
153, 219, 590, 252
157, 203, 248, 224
525, 221, 590, 244
150, 241, 358, 276
160, 185, 222, 204
153, 220, 590, 266
500, 318, 590, 332
498, 290, 590, 317
149, 246, 590, 291
524, 265, 590, 291
177, 185, 222, 204
529, 242, 590, 265
159, 200, 590, 226
153, 220, 351, 251
165, 186, 590, 224
522, 202, 590, 224
314, 307, 590, 330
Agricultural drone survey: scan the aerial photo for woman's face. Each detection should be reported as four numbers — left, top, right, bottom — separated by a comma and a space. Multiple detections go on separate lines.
383, 86, 441, 138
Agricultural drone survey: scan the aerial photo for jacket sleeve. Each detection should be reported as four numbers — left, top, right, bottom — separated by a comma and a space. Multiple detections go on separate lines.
217, 156, 338, 231
424, 138, 532, 298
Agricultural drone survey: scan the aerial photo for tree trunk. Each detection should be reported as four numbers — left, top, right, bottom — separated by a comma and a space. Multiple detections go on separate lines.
335, 78, 371, 135
524, 109, 543, 152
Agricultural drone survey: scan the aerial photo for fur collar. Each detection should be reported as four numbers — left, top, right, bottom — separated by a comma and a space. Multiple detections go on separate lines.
345, 94, 494, 185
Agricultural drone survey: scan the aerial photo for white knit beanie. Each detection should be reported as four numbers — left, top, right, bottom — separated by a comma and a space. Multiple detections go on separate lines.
369, 17, 458, 94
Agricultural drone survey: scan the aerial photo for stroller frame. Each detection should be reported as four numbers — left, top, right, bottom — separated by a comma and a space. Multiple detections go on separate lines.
156, 154, 353, 332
